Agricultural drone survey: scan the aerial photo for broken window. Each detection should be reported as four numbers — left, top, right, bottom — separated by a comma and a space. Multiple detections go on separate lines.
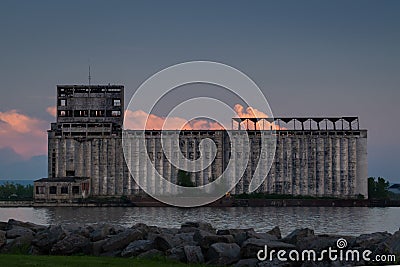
111, 110, 121, 117
113, 99, 121, 106
66, 170, 75, 177
61, 186, 68, 194
49, 186, 57, 194
72, 186, 80, 195
35, 186, 45, 194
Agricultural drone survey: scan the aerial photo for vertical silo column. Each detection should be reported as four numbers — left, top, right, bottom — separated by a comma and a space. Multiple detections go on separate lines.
307, 136, 316, 196
340, 137, 349, 197
332, 136, 341, 197
356, 133, 368, 198
348, 136, 357, 197
285, 135, 292, 195
316, 136, 325, 196
102, 139, 108, 196
300, 136, 308, 195
85, 140, 92, 187
324, 136, 333, 196
122, 137, 130, 196
92, 139, 99, 195
293, 136, 301, 195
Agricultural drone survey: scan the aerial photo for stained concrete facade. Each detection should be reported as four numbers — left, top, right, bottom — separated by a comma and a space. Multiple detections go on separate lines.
37, 85, 368, 201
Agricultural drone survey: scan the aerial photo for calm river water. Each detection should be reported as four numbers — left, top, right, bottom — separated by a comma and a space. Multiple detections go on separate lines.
0, 207, 399, 236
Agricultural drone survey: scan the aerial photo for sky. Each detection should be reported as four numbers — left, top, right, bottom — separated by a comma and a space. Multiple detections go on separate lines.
0, 0, 399, 182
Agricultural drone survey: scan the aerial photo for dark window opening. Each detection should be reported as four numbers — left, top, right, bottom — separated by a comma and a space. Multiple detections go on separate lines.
66, 170, 75, 176
111, 110, 121, 117
49, 186, 57, 194
74, 110, 88, 117
36, 186, 45, 194
61, 186, 68, 194
72, 186, 80, 195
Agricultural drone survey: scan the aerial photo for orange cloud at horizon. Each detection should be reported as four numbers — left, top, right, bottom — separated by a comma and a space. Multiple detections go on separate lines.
0, 110, 48, 159
124, 104, 282, 130
46, 106, 56, 117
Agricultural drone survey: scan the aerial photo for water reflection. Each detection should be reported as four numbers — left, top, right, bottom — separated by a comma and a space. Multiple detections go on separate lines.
0, 207, 398, 236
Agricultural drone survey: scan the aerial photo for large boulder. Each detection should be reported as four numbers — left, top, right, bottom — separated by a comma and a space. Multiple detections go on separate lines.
1, 234, 34, 254
121, 239, 154, 257
7, 219, 47, 233
166, 246, 186, 262
267, 226, 282, 239
137, 248, 164, 259
6, 226, 34, 239
184, 245, 204, 264
181, 221, 215, 233
241, 238, 295, 258
50, 234, 91, 255
101, 229, 144, 252
206, 242, 241, 265
194, 229, 235, 250
0, 230, 6, 249
283, 228, 314, 245
90, 224, 117, 242
32, 225, 67, 254
217, 228, 263, 246
352, 232, 391, 249
154, 234, 175, 252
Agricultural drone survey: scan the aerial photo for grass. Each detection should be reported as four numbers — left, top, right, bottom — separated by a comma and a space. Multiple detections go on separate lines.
0, 254, 206, 267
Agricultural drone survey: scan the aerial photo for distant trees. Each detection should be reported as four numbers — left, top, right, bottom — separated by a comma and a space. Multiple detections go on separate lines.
368, 177, 389, 199
0, 182, 33, 200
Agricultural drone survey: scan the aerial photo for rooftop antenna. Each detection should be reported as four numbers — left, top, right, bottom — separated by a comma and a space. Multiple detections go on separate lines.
88, 65, 92, 87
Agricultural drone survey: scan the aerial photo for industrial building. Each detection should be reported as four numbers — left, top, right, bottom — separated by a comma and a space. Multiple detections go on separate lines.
34, 85, 368, 202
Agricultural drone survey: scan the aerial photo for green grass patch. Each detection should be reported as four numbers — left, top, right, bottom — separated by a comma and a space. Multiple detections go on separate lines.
0, 254, 205, 267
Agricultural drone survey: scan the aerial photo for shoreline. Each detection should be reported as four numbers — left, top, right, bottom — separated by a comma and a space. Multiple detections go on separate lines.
1, 198, 399, 208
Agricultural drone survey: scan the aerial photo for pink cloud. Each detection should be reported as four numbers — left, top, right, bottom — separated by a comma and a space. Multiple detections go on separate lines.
0, 110, 48, 159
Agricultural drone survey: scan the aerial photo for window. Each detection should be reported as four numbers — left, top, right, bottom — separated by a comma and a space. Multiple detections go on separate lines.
72, 186, 80, 195
60, 111, 66, 116
60, 99, 66, 106
66, 170, 75, 176
113, 99, 121, 106
49, 186, 57, 194
74, 110, 88, 117
61, 186, 68, 194
90, 110, 104, 117
35, 186, 45, 194
111, 110, 121, 117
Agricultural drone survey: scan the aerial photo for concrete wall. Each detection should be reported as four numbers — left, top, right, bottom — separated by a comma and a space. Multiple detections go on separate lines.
48, 129, 368, 199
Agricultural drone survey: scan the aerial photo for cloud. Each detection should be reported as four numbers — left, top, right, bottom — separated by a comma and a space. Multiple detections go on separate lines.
124, 104, 281, 130
46, 106, 56, 117
0, 109, 48, 159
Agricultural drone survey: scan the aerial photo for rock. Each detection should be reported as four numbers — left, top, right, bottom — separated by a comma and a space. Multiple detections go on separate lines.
174, 232, 195, 246
247, 231, 278, 241
7, 219, 47, 233
194, 229, 235, 250
241, 238, 295, 258
183, 245, 204, 264
90, 224, 116, 242
166, 246, 186, 262
121, 239, 154, 257
154, 234, 175, 252
283, 228, 314, 245
378, 230, 400, 257
206, 242, 241, 265
91, 239, 107, 256
6, 226, 34, 239
257, 258, 293, 267
0, 230, 6, 248
297, 235, 344, 251
217, 228, 259, 246
0, 222, 8, 231
101, 229, 144, 252
267, 226, 282, 239
137, 248, 163, 259
234, 258, 259, 267
50, 234, 90, 255
353, 232, 391, 249
1, 234, 34, 253
32, 225, 67, 254
181, 221, 215, 233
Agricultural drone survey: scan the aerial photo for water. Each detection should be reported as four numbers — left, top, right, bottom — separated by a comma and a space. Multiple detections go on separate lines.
0, 207, 398, 236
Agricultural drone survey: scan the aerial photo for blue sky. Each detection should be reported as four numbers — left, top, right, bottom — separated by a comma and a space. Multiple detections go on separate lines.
0, 0, 399, 182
